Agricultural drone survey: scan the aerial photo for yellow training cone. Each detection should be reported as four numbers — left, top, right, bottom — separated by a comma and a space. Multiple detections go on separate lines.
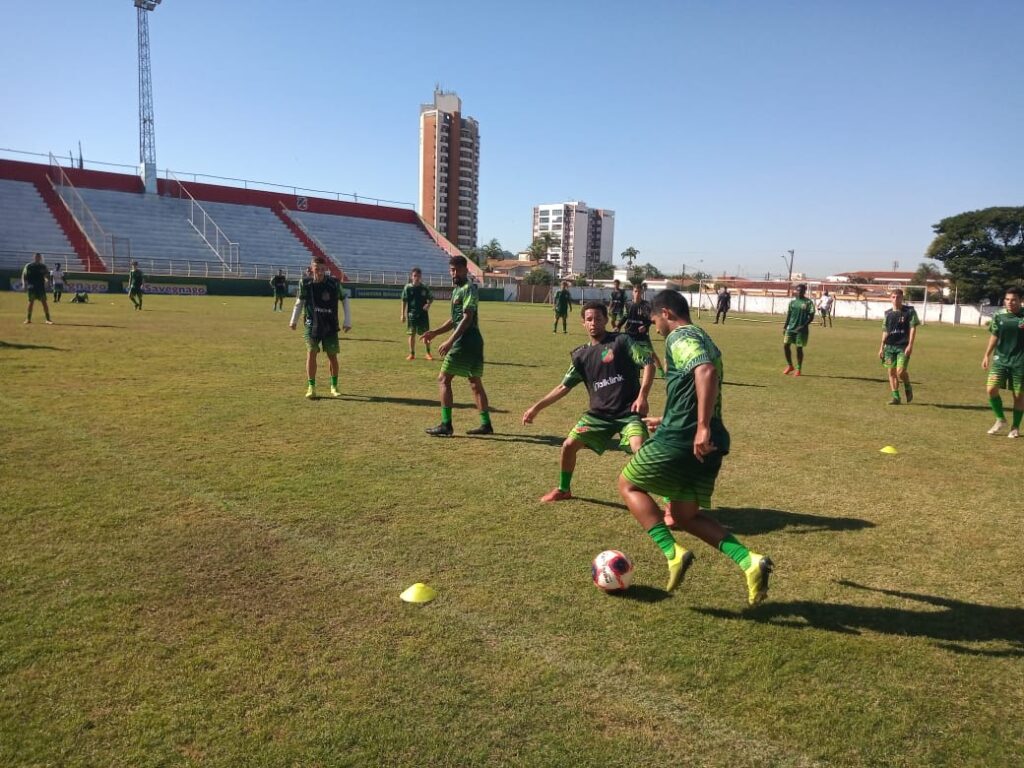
880, 446, 899, 455
400, 583, 437, 604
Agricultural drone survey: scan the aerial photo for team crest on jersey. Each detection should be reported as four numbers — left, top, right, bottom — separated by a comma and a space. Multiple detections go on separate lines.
600, 347, 615, 364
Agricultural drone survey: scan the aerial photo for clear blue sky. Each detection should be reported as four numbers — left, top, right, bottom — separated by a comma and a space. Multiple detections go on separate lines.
2, 0, 1021, 278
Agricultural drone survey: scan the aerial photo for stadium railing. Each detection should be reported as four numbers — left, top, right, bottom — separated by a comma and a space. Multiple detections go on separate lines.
166, 171, 239, 270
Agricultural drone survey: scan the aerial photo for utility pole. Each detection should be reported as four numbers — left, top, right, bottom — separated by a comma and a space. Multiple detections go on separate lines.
781, 249, 795, 291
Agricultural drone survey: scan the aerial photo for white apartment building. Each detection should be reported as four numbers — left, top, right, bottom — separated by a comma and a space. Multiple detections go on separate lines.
531, 201, 614, 277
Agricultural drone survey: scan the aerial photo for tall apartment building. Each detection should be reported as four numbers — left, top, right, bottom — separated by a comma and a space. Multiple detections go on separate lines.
419, 88, 480, 252
532, 201, 614, 277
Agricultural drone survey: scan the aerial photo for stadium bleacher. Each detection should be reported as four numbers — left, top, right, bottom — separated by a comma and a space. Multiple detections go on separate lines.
0, 179, 77, 270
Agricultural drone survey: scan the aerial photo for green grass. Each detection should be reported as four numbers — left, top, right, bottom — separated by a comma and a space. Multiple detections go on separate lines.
1, 292, 1021, 767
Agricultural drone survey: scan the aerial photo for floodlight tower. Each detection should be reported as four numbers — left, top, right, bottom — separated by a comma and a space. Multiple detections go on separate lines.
135, 0, 161, 193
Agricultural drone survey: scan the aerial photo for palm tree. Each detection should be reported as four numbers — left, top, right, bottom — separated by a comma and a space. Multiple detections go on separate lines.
621, 246, 639, 269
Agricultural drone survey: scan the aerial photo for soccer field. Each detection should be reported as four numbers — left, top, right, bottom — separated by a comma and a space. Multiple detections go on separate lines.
1, 292, 1021, 767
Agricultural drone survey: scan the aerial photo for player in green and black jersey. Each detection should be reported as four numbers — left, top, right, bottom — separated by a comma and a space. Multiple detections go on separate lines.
289, 256, 352, 399
982, 286, 1024, 438
523, 300, 656, 502
608, 279, 627, 330
401, 267, 434, 361
782, 283, 816, 375
552, 280, 574, 333
422, 256, 492, 436
623, 283, 665, 375
270, 270, 288, 312
619, 289, 773, 603
127, 261, 145, 310
21, 252, 52, 324
879, 289, 920, 405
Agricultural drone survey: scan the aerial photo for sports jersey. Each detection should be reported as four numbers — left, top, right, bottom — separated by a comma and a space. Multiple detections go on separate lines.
654, 325, 729, 452
561, 332, 650, 419
127, 268, 145, 292
609, 289, 627, 315
22, 262, 49, 290
988, 309, 1024, 368
271, 275, 288, 294
402, 283, 433, 320
299, 275, 342, 339
623, 300, 653, 342
784, 297, 815, 332
882, 305, 920, 348
553, 289, 572, 314
51, 267, 64, 287
450, 280, 479, 332
716, 291, 731, 310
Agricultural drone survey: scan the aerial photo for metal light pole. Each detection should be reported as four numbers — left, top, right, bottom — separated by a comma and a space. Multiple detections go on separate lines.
135, 0, 161, 193
781, 249, 795, 291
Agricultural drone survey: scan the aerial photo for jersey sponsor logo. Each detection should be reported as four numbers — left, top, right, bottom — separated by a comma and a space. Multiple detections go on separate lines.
593, 373, 625, 390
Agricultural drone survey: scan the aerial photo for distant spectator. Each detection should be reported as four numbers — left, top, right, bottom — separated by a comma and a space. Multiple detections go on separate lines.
817, 290, 834, 327
714, 287, 731, 324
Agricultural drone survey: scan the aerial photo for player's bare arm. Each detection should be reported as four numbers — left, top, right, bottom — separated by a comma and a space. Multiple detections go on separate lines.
982, 335, 997, 369
523, 384, 571, 424
692, 363, 719, 462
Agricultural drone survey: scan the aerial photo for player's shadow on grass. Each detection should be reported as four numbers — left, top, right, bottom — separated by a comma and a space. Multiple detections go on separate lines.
922, 403, 990, 412
609, 585, 671, 604
0, 340, 64, 351
799, 374, 889, 384
450, 433, 561, 445
487, 361, 540, 368
340, 337, 398, 343
333, 394, 508, 413
47, 323, 126, 329
723, 381, 766, 388
712, 507, 875, 536
694, 580, 1024, 656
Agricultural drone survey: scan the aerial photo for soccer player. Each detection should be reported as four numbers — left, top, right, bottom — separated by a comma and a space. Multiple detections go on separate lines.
782, 283, 815, 375
523, 301, 656, 502
21, 252, 52, 324
401, 267, 434, 361
422, 255, 492, 436
127, 260, 145, 310
623, 283, 665, 375
879, 289, 920, 405
608, 279, 628, 331
289, 256, 352, 399
714, 287, 731, 324
270, 270, 288, 312
817, 290, 834, 327
51, 262, 65, 303
552, 280, 574, 333
982, 286, 1024, 438
618, 289, 773, 603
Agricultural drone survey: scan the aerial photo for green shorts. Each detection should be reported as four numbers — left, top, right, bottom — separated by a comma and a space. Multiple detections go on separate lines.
987, 362, 1024, 395
441, 332, 484, 378
882, 345, 911, 370
304, 327, 340, 354
129, 288, 143, 297
568, 413, 648, 455
274, 289, 287, 299
783, 329, 809, 347
621, 437, 723, 506
611, 311, 626, 327
554, 309, 569, 319
26, 288, 47, 302
407, 315, 430, 335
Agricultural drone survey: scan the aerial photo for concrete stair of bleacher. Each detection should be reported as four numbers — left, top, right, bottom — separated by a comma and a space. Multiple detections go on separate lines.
76, 188, 220, 265
290, 211, 451, 276
193, 200, 311, 269
0, 179, 77, 270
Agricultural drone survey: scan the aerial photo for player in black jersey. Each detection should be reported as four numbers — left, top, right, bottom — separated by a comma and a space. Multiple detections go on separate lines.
523, 301, 656, 501
623, 283, 665, 375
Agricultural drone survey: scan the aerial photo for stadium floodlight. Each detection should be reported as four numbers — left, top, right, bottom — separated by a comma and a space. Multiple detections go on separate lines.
781, 249, 795, 286
135, 0, 161, 192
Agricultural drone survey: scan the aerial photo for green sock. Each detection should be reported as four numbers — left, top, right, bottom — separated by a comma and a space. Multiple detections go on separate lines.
719, 534, 752, 571
330, 375, 338, 388
441, 406, 452, 425
1014, 410, 1023, 429
891, 390, 900, 400
480, 411, 491, 426
990, 397, 1006, 420
647, 522, 677, 559
558, 471, 572, 493
307, 378, 315, 388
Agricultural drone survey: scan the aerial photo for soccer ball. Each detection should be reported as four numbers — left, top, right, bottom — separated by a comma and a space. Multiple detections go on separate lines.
591, 550, 634, 592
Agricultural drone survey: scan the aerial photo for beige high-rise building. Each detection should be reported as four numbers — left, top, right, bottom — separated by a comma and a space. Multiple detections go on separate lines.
419, 88, 479, 252
532, 201, 614, 277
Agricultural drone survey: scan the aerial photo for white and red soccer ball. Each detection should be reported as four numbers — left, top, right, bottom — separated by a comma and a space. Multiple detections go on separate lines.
591, 550, 634, 592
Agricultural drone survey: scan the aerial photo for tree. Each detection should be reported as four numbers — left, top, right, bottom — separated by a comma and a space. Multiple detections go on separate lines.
911, 261, 945, 301
621, 246, 639, 269
573, 274, 589, 287
528, 233, 561, 262
926, 207, 1024, 303
462, 247, 483, 267
637, 262, 663, 279
591, 262, 614, 280
479, 238, 505, 263
524, 268, 553, 285
628, 267, 646, 286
